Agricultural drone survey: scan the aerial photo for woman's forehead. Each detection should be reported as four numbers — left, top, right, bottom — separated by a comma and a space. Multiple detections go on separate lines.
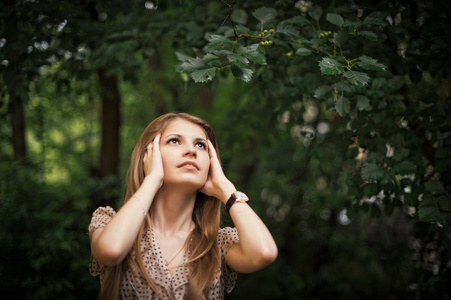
162, 118, 207, 139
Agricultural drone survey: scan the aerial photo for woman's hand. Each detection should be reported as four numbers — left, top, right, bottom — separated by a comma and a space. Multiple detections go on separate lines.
201, 142, 278, 273
91, 134, 165, 266
143, 134, 164, 185
200, 140, 236, 203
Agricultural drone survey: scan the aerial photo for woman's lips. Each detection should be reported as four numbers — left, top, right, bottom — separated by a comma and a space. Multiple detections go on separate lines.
177, 161, 199, 170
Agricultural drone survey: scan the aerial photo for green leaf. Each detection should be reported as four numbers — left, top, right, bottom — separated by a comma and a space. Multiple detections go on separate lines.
358, 31, 378, 41
235, 24, 254, 35
333, 28, 349, 47
178, 57, 209, 73
272, 38, 291, 51
295, 47, 312, 56
178, 57, 218, 82
335, 96, 350, 116
393, 148, 409, 162
203, 53, 219, 63
425, 181, 445, 194
208, 34, 232, 48
276, 22, 299, 38
393, 161, 416, 175
343, 71, 370, 86
363, 16, 387, 27
418, 195, 440, 222
227, 53, 249, 68
231, 66, 254, 83
190, 68, 216, 83
358, 56, 386, 71
314, 85, 333, 98
344, 20, 362, 31
356, 95, 371, 111
326, 13, 344, 27
362, 163, 385, 181
253, 7, 277, 27
238, 44, 267, 65
319, 57, 344, 75
231, 8, 248, 25
175, 51, 192, 62
418, 205, 439, 222
438, 196, 451, 211
308, 5, 323, 21
290, 16, 311, 26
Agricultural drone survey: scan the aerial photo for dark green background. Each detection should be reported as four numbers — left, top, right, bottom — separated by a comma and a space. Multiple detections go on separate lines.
1, 0, 450, 299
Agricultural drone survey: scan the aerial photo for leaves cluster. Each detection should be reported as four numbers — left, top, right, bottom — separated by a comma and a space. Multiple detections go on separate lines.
176, 1, 451, 228
176, 7, 386, 90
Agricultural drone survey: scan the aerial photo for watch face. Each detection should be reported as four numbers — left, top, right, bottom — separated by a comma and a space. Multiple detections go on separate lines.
235, 191, 249, 202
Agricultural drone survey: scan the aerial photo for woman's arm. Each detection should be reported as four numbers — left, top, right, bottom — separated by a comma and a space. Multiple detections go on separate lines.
200, 140, 278, 273
90, 135, 163, 266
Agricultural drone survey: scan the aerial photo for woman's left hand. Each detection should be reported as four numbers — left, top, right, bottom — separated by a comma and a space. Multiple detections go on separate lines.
200, 140, 235, 204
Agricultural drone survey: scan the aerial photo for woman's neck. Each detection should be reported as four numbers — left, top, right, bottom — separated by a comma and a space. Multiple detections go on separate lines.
151, 185, 197, 237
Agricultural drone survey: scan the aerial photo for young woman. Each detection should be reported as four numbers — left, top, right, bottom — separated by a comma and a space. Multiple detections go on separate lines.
89, 113, 278, 299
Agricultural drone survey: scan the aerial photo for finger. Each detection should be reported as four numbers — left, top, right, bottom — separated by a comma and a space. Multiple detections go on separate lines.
143, 147, 149, 175
153, 133, 161, 151
207, 139, 217, 158
146, 134, 161, 153
146, 142, 153, 152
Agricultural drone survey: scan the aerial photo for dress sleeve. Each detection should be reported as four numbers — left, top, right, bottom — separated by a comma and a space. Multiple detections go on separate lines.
218, 227, 240, 293
88, 206, 116, 276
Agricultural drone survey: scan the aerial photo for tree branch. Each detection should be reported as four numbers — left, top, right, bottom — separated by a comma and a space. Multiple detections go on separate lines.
219, 0, 238, 39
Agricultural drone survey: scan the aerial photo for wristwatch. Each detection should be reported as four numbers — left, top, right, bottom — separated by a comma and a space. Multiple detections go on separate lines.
224, 191, 249, 216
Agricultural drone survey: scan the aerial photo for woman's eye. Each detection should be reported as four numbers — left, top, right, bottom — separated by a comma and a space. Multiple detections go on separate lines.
168, 138, 180, 144
196, 142, 206, 149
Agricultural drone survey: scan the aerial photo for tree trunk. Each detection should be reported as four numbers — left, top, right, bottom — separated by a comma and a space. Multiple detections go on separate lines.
97, 69, 121, 178
5, 0, 27, 165
198, 85, 213, 111
11, 92, 27, 164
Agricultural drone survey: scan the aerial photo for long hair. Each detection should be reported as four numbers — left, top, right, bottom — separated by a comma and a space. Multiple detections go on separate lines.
100, 113, 222, 300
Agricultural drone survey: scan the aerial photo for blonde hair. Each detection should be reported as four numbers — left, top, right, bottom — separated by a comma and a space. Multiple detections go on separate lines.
100, 113, 221, 300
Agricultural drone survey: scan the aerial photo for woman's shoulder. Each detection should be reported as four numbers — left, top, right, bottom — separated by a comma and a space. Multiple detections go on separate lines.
217, 226, 239, 246
88, 206, 117, 237
218, 226, 237, 236
92, 206, 117, 217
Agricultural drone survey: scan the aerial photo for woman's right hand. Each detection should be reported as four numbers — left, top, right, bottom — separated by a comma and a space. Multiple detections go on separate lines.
91, 134, 165, 267
143, 134, 164, 185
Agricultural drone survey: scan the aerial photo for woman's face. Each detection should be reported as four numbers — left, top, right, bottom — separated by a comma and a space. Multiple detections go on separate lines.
158, 118, 210, 190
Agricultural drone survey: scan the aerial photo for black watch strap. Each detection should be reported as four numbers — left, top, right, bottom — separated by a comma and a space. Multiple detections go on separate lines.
224, 195, 236, 216
224, 191, 249, 216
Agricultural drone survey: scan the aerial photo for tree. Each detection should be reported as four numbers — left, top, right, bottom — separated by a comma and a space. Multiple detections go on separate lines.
177, 0, 451, 226
176, 0, 451, 298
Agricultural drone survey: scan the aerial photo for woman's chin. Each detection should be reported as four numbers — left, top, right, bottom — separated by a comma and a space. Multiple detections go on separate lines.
162, 179, 207, 192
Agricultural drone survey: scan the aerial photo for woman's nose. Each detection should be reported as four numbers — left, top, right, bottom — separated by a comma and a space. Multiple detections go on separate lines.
183, 146, 197, 158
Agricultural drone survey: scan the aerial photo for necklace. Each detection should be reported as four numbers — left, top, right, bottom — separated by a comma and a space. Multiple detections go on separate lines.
154, 225, 195, 272
164, 243, 186, 272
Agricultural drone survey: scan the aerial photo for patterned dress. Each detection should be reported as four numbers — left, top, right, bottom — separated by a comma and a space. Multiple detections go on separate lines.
89, 206, 240, 299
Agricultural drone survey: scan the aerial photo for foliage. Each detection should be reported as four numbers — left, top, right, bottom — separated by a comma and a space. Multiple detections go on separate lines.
178, 0, 451, 298
0, 161, 98, 299
176, 0, 451, 226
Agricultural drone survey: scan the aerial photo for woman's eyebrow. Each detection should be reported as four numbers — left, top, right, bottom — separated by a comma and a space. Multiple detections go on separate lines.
194, 137, 207, 142
164, 133, 206, 141
164, 133, 182, 138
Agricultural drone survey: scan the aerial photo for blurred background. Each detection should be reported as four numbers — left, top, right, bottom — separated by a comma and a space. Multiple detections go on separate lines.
1, 0, 450, 299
